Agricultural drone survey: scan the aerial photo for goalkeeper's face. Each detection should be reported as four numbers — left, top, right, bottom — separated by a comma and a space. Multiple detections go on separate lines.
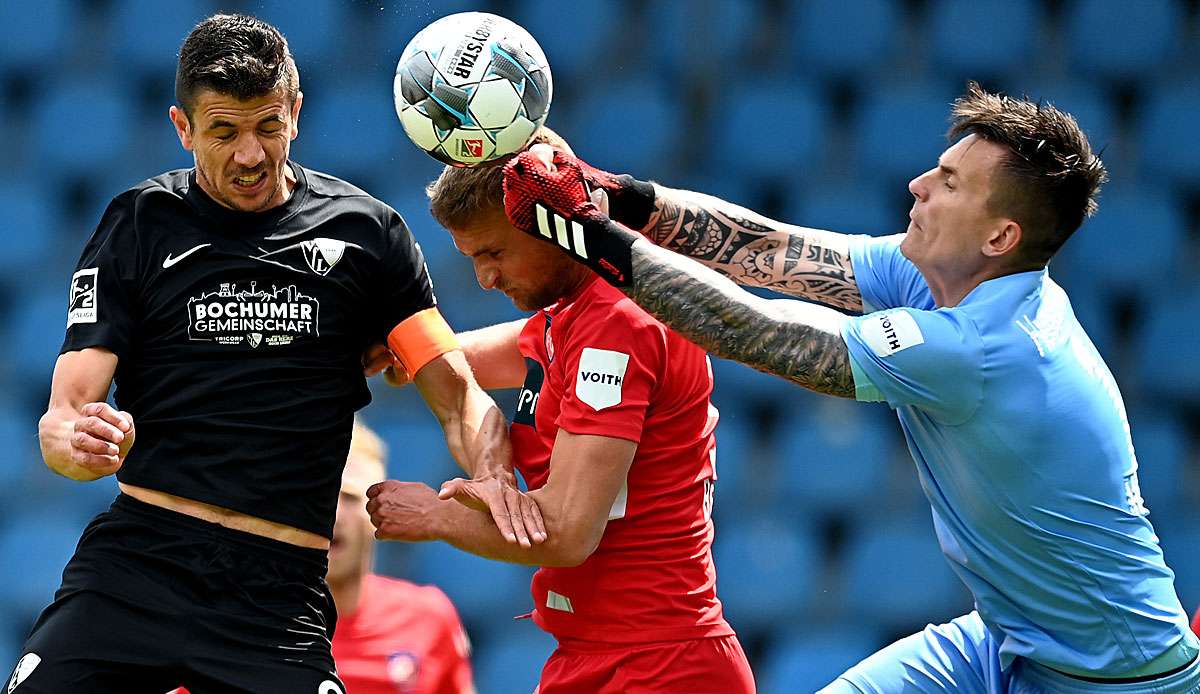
169, 86, 302, 213
451, 206, 588, 311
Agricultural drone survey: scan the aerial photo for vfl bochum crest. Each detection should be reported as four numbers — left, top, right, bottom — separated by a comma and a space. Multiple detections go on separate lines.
302, 238, 346, 276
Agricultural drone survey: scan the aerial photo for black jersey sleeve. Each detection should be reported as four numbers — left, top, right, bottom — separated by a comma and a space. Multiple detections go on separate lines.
61, 194, 141, 359
373, 208, 438, 339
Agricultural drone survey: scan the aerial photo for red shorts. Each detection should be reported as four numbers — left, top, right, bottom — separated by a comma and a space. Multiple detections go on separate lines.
535, 634, 755, 694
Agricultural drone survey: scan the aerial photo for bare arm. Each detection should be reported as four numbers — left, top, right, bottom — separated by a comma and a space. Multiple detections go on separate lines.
457, 319, 527, 390
624, 238, 857, 399
412, 350, 512, 478
641, 185, 864, 312
369, 431, 636, 567
39, 348, 135, 481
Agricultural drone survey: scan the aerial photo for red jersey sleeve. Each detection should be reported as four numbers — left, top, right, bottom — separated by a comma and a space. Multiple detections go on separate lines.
1192, 606, 1200, 638
555, 299, 667, 444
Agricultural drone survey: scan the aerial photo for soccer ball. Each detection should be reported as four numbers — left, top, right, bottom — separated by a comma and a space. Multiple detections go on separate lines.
393, 12, 552, 167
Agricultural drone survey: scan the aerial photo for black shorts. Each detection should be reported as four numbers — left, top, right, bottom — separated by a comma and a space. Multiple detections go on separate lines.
6, 494, 346, 694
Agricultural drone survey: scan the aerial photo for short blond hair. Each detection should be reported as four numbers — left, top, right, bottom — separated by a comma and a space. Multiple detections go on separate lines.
343, 419, 386, 497
427, 126, 572, 230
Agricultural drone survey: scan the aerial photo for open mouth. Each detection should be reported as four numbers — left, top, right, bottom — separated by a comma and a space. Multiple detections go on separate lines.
232, 171, 268, 192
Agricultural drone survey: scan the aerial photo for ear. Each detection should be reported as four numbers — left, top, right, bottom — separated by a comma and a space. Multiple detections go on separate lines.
982, 219, 1021, 259
169, 105, 194, 151
289, 91, 303, 141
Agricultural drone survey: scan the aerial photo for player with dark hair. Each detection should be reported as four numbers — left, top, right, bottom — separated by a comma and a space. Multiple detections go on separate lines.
366, 128, 755, 693
7, 14, 537, 694
501, 83, 1200, 691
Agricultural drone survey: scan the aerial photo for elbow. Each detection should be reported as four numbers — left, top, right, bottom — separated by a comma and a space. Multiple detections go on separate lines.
540, 525, 604, 568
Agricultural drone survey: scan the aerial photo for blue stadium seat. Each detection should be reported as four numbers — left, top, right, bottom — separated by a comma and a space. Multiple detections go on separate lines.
0, 626, 23, 683
0, 512, 87, 628
759, 624, 881, 694
371, 418, 459, 488
707, 79, 830, 185
471, 622, 557, 694
713, 514, 820, 635
254, 0, 351, 67
841, 514, 973, 629
928, 0, 1040, 79
510, 0, 623, 84
854, 82, 959, 184
1065, 0, 1184, 80
376, 0, 476, 53
785, 180, 901, 237
10, 285, 67, 393
1137, 82, 1200, 189
710, 356, 796, 410
644, 0, 762, 80
785, 0, 900, 80
0, 181, 60, 269
291, 81, 406, 178
774, 399, 895, 513
711, 413, 762, 510
1056, 186, 1185, 303
0, 0, 74, 70
404, 541, 535, 624
0, 402, 37, 502
569, 79, 679, 178
32, 79, 136, 174
112, 0, 212, 72
1126, 409, 1188, 522
1132, 283, 1200, 406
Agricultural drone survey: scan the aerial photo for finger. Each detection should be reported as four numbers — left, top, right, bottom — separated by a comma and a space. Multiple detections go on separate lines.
590, 187, 611, 215
503, 485, 531, 548
437, 478, 467, 500
485, 486, 519, 545
80, 403, 132, 432
382, 365, 410, 387
71, 448, 120, 473
523, 494, 547, 544
366, 482, 386, 499
72, 430, 119, 456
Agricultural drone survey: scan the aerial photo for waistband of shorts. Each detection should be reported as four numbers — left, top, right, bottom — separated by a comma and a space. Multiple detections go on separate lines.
554, 634, 736, 654
1023, 650, 1200, 691
110, 493, 328, 571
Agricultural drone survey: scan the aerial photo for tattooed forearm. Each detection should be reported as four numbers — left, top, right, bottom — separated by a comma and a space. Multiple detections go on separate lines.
625, 240, 856, 399
643, 186, 864, 313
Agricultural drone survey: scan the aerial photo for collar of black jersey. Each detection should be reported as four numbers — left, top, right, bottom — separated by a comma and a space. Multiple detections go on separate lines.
184, 162, 310, 232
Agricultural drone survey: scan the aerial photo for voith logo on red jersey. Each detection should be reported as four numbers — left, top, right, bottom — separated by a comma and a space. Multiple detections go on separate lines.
458, 139, 484, 158
576, 347, 630, 411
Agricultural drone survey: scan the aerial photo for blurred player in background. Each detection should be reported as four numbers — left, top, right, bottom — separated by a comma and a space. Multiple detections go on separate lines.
501, 84, 1200, 692
171, 420, 476, 694
9, 14, 535, 694
366, 129, 755, 693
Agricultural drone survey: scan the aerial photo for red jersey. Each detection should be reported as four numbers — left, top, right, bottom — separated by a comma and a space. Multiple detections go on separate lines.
1192, 606, 1199, 638
511, 276, 732, 644
332, 574, 473, 694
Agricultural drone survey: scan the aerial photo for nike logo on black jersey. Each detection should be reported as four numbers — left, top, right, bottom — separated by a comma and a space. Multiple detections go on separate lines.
163, 244, 211, 268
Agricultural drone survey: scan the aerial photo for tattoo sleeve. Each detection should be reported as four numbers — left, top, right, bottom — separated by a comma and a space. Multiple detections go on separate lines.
644, 186, 864, 313
625, 239, 857, 399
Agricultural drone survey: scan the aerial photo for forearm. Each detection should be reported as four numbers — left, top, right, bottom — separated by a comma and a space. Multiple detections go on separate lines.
433, 493, 582, 567
451, 385, 514, 478
457, 320, 526, 390
625, 239, 857, 398
642, 185, 864, 312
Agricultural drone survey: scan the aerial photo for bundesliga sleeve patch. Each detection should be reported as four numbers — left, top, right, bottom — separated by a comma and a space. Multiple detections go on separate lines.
861, 310, 924, 357
575, 347, 630, 411
67, 268, 98, 327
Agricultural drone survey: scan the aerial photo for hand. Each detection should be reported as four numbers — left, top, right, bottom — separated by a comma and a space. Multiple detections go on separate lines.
70, 403, 134, 478
503, 148, 641, 286
365, 480, 444, 542
568, 150, 656, 230
362, 342, 411, 387
438, 471, 546, 548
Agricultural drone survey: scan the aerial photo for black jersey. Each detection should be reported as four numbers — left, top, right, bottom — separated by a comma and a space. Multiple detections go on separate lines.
61, 163, 435, 538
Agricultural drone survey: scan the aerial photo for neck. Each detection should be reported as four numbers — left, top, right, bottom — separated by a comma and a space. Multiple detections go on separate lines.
924, 262, 1040, 308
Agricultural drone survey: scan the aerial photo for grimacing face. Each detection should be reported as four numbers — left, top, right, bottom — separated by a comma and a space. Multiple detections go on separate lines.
450, 206, 586, 312
901, 134, 1013, 281
169, 87, 302, 212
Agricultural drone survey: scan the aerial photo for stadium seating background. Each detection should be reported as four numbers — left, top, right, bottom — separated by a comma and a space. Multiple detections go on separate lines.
2, 1, 1198, 691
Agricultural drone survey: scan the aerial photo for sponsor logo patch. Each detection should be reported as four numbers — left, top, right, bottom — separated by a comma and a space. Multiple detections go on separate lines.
187, 281, 320, 347
861, 311, 924, 357
458, 139, 484, 158
575, 347, 629, 411
513, 357, 544, 428
67, 268, 98, 327
386, 651, 420, 689
301, 238, 346, 276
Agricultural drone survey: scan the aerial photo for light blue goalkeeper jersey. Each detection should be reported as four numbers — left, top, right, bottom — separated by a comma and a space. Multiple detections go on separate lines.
841, 233, 1196, 677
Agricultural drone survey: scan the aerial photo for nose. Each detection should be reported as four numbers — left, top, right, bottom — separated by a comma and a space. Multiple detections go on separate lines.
474, 260, 499, 291
232, 131, 266, 169
908, 167, 936, 201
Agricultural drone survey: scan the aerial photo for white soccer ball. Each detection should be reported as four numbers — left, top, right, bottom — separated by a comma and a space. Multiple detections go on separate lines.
393, 12, 553, 167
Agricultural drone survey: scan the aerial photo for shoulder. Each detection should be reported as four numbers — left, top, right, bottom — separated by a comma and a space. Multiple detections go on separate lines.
300, 165, 404, 226
577, 280, 666, 335
366, 575, 461, 623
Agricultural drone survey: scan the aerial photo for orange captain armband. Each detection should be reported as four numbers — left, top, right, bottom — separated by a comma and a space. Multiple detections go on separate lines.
386, 307, 460, 379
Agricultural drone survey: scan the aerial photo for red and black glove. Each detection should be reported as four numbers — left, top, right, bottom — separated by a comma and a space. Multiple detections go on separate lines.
503, 150, 641, 287
574, 158, 656, 231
